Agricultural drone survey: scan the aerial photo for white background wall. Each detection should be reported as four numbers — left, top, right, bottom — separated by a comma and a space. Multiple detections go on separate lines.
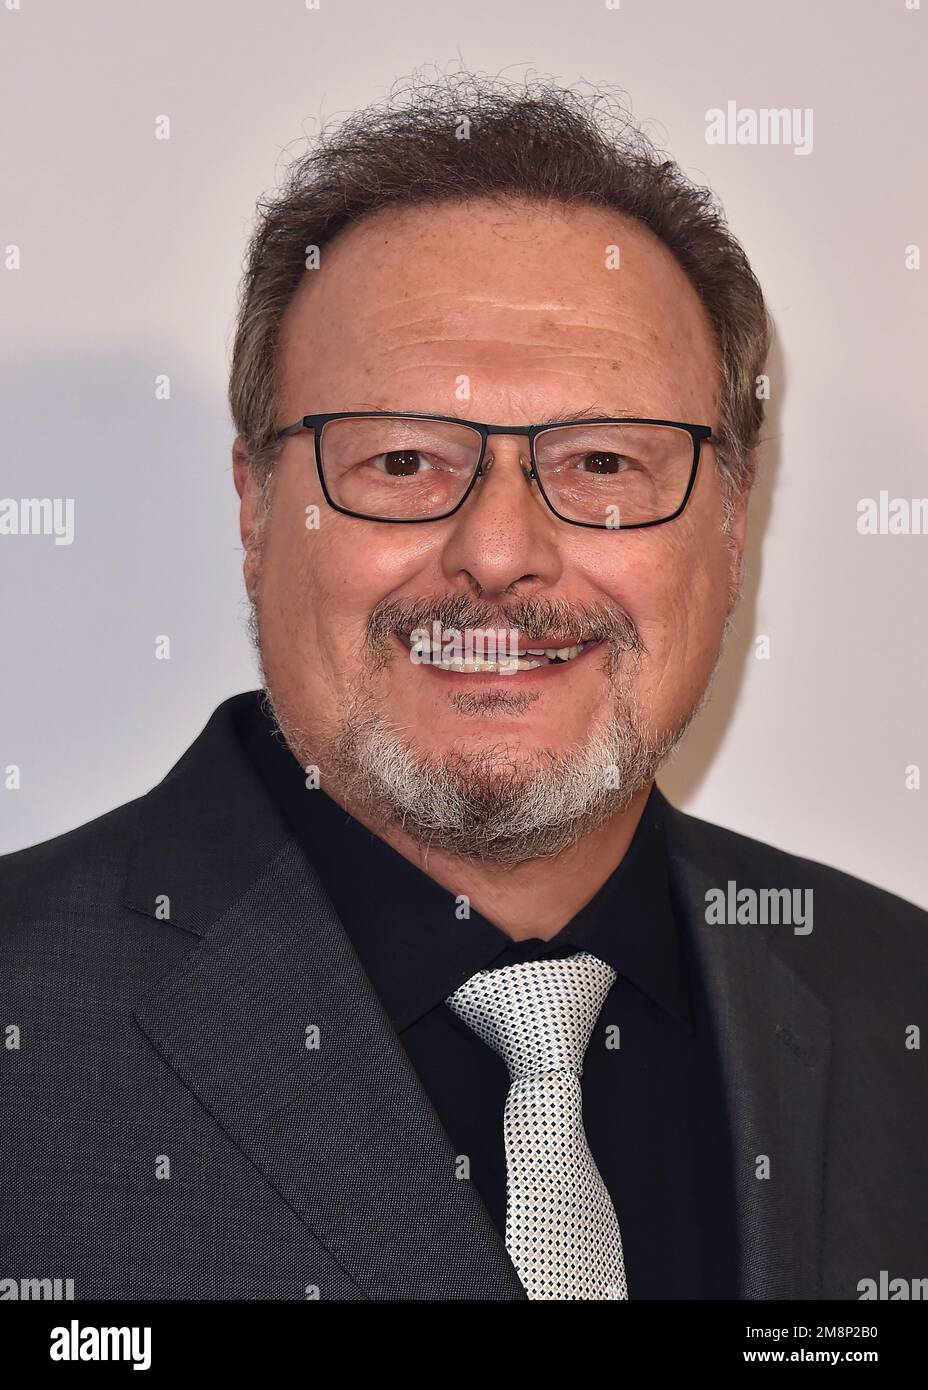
1, 0, 925, 907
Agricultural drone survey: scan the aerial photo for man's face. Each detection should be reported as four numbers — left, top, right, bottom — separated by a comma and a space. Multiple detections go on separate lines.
235, 196, 747, 862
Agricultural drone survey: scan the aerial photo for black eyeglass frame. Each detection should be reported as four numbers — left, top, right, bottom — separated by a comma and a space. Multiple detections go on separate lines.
276, 410, 713, 530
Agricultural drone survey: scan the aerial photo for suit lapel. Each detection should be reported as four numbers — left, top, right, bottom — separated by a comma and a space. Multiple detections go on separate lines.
127, 696, 830, 1299
662, 796, 831, 1299
127, 695, 524, 1300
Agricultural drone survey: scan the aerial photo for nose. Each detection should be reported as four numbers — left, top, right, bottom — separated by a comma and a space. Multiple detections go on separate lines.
438, 433, 564, 598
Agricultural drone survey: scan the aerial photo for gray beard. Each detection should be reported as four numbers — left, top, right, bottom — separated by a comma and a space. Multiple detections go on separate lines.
296, 685, 686, 868
244, 489, 740, 867
253, 620, 718, 869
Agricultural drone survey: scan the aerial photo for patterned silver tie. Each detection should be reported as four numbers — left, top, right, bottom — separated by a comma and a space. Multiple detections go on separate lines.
446, 951, 628, 1300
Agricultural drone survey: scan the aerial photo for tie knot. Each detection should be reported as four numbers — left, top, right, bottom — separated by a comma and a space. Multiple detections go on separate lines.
445, 951, 617, 1079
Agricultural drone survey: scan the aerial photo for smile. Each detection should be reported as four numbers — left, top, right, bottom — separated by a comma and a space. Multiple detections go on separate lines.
395, 631, 603, 675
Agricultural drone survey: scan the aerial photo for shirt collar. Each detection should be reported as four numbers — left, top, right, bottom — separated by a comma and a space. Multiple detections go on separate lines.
238, 691, 693, 1033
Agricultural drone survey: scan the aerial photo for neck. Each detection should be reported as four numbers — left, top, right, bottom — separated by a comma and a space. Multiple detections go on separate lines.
326, 779, 655, 941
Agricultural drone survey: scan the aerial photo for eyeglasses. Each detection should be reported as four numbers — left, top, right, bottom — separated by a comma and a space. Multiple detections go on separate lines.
275, 411, 712, 529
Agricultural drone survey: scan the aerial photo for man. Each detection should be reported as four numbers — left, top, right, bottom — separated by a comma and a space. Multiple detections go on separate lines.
1, 76, 925, 1302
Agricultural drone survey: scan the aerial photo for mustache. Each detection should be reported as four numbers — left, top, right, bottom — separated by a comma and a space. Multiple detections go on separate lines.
367, 593, 644, 657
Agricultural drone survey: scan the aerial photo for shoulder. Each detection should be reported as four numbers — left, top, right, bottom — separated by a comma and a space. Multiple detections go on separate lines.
0, 794, 194, 1001
659, 791, 928, 995
0, 797, 144, 926
0, 691, 258, 948
665, 795, 921, 908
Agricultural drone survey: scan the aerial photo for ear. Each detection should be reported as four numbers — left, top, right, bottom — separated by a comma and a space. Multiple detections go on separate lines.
724, 470, 753, 614
729, 483, 750, 559
727, 445, 758, 552
232, 436, 264, 596
232, 434, 251, 503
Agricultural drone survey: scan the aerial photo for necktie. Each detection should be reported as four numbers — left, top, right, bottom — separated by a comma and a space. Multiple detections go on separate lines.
445, 951, 628, 1300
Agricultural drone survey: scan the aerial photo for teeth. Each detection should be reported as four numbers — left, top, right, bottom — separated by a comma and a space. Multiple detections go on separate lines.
433, 657, 547, 673
525, 643, 584, 661
403, 633, 593, 672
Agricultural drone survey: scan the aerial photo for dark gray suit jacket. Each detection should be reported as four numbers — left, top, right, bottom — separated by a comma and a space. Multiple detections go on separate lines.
1, 692, 925, 1300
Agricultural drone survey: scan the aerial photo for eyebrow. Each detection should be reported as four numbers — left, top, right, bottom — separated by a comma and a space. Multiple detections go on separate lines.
533, 404, 636, 425
355, 403, 638, 425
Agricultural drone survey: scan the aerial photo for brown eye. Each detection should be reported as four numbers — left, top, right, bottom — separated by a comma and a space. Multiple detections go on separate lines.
380, 450, 427, 476
579, 451, 625, 474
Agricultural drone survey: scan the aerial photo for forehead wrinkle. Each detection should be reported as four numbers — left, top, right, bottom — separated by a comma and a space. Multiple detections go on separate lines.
353, 319, 673, 362
355, 345, 685, 389
351, 291, 586, 316
349, 304, 655, 339
303, 277, 703, 359
338, 300, 685, 355
368, 340, 645, 363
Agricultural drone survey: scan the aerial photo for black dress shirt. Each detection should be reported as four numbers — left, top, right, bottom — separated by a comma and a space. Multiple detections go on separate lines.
237, 692, 738, 1298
